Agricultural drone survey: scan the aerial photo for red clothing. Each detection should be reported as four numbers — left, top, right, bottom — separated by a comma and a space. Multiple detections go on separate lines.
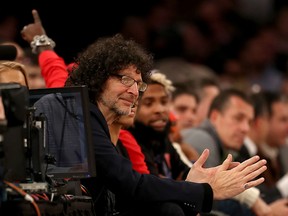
119, 130, 150, 174
39, 50, 68, 88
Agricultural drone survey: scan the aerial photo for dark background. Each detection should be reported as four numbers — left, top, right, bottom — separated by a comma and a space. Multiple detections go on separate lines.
2, 0, 287, 66
1, 0, 155, 63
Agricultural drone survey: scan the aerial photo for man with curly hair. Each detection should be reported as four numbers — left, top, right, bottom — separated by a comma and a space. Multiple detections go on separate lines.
19, 9, 268, 215
61, 33, 267, 216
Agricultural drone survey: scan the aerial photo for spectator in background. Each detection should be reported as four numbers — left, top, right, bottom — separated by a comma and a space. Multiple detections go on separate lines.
22, 49, 46, 89
182, 88, 288, 215
0, 61, 28, 87
182, 89, 254, 168
127, 71, 194, 180
0, 41, 45, 89
0, 60, 30, 185
110, 103, 151, 174
257, 91, 288, 202
237, 91, 288, 207
171, 85, 199, 130
241, 92, 270, 161
170, 84, 200, 161
63, 32, 267, 215
193, 77, 221, 127
128, 72, 274, 216
21, 9, 268, 216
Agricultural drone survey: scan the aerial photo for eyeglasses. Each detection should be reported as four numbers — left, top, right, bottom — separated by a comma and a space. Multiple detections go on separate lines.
111, 74, 148, 92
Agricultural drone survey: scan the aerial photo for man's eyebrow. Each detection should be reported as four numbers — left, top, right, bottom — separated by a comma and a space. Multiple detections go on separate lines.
142, 96, 154, 101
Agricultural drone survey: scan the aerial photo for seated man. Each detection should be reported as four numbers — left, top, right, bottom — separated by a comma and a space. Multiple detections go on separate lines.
182, 88, 288, 215
22, 10, 268, 216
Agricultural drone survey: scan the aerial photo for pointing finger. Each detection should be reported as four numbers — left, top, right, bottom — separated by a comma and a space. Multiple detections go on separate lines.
32, 9, 41, 24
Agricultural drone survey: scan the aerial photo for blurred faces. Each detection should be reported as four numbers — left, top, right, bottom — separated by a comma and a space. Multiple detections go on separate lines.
117, 103, 138, 128
254, 114, 270, 145
136, 83, 170, 132
99, 65, 140, 121
25, 64, 45, 89
172, 93, 198, 130
266, 102, 288, 147
195, 85, 220, 126
211, 96, 254, 150
0, 69, 27, 86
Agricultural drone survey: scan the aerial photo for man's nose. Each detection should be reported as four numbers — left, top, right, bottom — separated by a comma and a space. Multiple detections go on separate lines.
127, 82, 139, 97
241, 120, 251, 133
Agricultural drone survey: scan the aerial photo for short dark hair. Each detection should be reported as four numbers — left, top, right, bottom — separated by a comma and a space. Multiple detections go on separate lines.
172, 84, 199, 104
208, 88, 252, 117
249, 92, 269, 119
65, 34, 154, 104
262, 91, 288, 117
171, 77, 219, 103
196, 77, 220, 100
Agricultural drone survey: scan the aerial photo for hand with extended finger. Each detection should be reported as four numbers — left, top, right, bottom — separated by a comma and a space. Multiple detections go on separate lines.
186, 149, 267, 200
21, 9, 46, 43
185, 149, 239, 183
21, 9, 55, 54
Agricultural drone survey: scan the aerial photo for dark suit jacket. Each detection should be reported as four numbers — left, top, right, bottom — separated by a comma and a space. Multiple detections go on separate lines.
81, 103, 213, 215
128, 121, 190, 180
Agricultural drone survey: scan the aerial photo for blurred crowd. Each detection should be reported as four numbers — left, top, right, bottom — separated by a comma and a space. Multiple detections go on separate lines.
1, 0, 288, 215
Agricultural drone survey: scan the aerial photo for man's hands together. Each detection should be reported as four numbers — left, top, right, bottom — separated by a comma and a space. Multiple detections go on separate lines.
186, 149, 267, 200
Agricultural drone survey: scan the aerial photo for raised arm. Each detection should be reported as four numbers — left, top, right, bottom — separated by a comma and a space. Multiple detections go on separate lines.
21, 9, 68, 88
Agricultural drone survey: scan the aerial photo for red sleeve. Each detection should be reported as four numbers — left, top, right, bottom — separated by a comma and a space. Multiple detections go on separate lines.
119, 129, 150, 174
38, 50, 68, 88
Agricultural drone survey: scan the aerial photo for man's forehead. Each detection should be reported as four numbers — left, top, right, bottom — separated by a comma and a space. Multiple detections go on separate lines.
271, 101, 288, 114
221, 97, 252, 112
228, 95, 251, 105
142, 84, 168, 97
141, 93, 169, 101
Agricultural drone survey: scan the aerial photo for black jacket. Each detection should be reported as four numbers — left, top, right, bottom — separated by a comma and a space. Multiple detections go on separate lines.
81, 103, 213, 215
128, 121, 190, 180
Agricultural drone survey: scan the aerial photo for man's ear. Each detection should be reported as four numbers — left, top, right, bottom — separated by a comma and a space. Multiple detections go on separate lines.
209, 109, 219, 123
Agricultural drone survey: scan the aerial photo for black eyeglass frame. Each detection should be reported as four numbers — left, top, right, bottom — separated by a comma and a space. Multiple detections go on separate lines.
110, 74, 148, 92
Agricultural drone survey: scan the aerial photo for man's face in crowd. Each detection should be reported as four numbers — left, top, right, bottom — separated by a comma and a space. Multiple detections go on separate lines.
99, 65, 140, 117
25, 65, 46, 89
211, 96, 254, 150
136, 83, 170, 132
172, 93, 198, 130
266, 101, 288, 147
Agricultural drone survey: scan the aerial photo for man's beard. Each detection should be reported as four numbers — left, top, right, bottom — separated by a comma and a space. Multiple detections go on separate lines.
100, 96, 131, 116
111, 104, 131, 116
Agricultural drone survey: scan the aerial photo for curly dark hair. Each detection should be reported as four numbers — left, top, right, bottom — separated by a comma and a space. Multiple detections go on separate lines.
65, 34, 154, 104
